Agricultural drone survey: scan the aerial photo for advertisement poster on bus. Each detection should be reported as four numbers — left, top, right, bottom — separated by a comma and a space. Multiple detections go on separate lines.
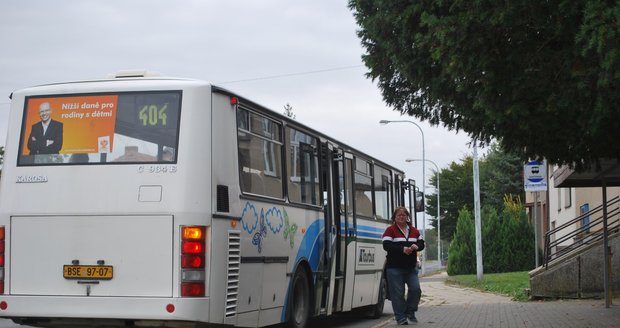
21, 95, 118, 156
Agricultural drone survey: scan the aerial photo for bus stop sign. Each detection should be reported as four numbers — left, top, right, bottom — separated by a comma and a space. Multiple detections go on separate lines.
523, 160, 548, 192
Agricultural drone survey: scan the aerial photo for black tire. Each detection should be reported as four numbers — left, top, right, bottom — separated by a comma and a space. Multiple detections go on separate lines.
286, 268, 311, 328
368, 275, 386, 318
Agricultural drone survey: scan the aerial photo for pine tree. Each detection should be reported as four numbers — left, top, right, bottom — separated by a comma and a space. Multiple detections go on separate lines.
447, 208, 476, 275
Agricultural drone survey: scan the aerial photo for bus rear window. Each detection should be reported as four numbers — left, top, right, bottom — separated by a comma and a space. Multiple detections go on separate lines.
17, 91, 181, 165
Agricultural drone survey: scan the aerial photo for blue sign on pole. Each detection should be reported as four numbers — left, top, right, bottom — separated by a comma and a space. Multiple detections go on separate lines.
523, 160, 548, 192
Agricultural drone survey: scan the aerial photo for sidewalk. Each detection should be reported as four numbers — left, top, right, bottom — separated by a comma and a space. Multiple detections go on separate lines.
378, 271, 620, 327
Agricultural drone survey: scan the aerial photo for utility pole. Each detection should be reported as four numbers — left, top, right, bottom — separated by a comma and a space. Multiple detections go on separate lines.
473, 143, 483, 281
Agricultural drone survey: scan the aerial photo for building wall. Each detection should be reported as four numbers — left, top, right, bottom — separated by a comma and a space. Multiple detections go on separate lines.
546, 165, 620, 254
547, 166, 578, 249
574, 187, 620, 233
529, 231, 620, 299
529, 163, 620, 299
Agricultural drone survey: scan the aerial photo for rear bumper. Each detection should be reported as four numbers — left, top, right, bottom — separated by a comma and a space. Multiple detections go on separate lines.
0, 295, 210, 323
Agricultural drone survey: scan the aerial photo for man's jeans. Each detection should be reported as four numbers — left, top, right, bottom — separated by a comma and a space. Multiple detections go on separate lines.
386, 267, 421, 323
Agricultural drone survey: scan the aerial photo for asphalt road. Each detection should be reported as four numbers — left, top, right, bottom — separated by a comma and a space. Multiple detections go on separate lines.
0, 262, 446, 328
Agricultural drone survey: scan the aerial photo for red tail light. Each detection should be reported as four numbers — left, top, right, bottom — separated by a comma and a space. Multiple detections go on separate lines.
181, 226, 206, 297
181, 282, 205, 297
182, 241, 204, 253
182, 254, 204, 268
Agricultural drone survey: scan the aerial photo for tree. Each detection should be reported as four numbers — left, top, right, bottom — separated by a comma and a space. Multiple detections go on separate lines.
283, 103, 296, 119
425, 157, 474, 242
448, 197, 534, 275
481, 143, 524, 210
349, 0, 620, 170
425, 144, 524, 242
447, 208, 475, 275
501, 195, 536, 271
481, 205, 505, 272
422, 228, 437, 260
482, 196, 535, 273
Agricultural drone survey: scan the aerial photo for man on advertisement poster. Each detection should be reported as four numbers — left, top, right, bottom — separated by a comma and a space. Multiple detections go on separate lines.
27, 102, 63, 155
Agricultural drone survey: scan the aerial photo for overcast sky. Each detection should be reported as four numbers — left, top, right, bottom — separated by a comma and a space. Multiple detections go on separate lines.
0, 1, 475, 224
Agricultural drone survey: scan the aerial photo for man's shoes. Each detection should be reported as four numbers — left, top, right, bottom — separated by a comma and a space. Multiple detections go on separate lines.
408, 314, 418, 324
397, 318, 409, 325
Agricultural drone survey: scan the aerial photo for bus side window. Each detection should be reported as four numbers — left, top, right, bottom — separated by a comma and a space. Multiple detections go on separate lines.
353, 157, 373, 218
355, 192, 373, 218
237, 108, 283, 198
286, 127, 319, 205
263, 174, 281, 197
374, 165, 392, 221
248, 172, 265, 195
288, 182, 301, 203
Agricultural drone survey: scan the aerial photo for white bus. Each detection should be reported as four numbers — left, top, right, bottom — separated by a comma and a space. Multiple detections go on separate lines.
0, 72, 412, 328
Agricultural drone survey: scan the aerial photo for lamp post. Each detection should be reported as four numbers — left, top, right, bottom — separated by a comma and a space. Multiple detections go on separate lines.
406, 159, 440, 265
379, 119, 426, 274
473, 142, 483, 281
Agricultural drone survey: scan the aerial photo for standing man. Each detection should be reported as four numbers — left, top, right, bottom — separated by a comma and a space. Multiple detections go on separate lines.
27, 102, 63, 155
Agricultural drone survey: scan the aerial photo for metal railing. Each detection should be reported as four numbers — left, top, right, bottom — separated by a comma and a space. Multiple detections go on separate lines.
543, 196, 620, 268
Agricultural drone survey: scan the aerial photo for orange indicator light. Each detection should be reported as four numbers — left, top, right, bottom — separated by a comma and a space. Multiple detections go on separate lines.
182, 226, 204, 241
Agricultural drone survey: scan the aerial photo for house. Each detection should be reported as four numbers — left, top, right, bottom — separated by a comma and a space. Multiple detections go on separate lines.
527, 160, 620, 304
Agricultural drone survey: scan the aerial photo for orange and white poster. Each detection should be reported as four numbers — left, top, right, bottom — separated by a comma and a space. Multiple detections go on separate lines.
22, 95, 118, 155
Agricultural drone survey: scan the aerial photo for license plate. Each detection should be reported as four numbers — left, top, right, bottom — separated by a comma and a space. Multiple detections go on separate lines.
63, 265, 113, 280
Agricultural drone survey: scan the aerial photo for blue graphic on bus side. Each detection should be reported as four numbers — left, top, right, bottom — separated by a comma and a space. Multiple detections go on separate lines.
240, 201, 293, 252
356, 224, 384, 239
239, 201, 326, 323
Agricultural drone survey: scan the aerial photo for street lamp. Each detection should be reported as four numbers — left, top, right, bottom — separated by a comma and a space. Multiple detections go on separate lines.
406, 159, 440, 265
379, 119, 426, 274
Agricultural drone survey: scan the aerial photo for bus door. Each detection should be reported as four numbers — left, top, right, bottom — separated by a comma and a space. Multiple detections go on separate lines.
325, 148, 347, 313
319, 142, 338, 316
322, 145, 355, 314
339, 152, 356, 312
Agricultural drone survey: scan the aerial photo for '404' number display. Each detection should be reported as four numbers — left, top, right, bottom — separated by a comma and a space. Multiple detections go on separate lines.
139, 103, 168, 126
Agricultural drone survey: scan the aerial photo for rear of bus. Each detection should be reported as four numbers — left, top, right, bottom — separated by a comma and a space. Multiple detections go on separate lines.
0, 75, 224, 326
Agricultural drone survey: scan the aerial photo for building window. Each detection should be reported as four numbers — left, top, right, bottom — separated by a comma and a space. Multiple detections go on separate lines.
564, 188, 572, 208
580, 203, 590, 234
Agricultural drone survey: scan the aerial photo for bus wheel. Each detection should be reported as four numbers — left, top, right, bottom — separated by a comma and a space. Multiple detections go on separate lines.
368, 275, 386, 318
286, 268, 310, 328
